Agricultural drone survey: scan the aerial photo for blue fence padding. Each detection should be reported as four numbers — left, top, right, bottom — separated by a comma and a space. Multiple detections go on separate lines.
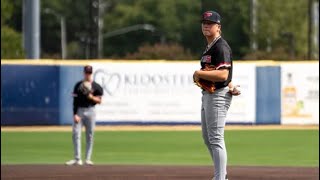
255, 66, 281, 124
59, 66, 83, 125
1, 65, 60, 125
1, 64, 283, 125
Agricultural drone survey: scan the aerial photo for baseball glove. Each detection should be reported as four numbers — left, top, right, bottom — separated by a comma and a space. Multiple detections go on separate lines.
78, 81, 92, 96
194, 65, 216, 93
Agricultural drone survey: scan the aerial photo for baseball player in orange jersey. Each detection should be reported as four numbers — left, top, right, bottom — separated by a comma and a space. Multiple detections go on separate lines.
193, 11, 240, 180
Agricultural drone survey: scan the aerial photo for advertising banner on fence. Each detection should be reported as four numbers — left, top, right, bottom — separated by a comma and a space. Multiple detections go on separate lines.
92, 62, 256, 124
281, 63, 319, 124
227, 63, 256, 123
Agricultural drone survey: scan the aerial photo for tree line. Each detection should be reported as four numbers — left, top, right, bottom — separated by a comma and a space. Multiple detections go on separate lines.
1, 0, 319, 60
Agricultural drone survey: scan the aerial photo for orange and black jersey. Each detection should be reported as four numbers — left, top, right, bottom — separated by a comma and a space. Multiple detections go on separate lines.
200, 37, 232, 89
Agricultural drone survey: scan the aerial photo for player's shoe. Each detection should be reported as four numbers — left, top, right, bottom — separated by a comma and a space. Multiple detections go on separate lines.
85, 160, 94, 165
65, 159, 83, 166
211, 174, 228, 180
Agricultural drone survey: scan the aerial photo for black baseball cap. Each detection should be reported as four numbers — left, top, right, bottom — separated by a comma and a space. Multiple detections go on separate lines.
84, 65, 93, 74
201, 11, 221, 24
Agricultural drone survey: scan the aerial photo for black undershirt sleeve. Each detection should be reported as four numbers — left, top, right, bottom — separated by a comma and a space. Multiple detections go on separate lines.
73, 83, 79, 115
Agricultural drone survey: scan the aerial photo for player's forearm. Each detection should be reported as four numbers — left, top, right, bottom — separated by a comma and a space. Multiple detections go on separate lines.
92, 97, 102, 104
197, 69, 229, 82
228, 81, 233, 88
89, 94, 102, 104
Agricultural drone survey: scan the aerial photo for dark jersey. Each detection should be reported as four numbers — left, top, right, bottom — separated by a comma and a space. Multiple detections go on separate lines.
73, 80, 104, 115
200, 37, 232, 89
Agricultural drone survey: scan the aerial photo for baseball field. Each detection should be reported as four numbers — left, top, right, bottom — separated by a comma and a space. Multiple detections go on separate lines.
1, 125, 319, 180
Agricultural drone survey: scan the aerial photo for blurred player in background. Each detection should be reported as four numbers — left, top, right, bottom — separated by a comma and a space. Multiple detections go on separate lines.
193, 11, 239, 180
66, 65, 103, 165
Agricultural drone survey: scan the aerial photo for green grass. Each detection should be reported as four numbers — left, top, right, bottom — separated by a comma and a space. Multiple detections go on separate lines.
1, 130, 319, 167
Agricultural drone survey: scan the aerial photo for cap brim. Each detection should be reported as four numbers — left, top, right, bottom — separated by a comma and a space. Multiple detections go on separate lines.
200, 20, 220, 24
84, 70, 93, 74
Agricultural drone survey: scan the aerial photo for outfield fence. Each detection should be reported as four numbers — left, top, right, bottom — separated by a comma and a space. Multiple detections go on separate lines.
1, 60, 318, 125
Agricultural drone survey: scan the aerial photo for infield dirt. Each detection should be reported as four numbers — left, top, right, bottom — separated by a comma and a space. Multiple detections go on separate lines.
1, 165, 319, 180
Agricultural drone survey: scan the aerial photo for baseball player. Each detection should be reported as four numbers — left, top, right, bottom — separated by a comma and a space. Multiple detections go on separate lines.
66, 65, 103, 166
193, 11, 238, 180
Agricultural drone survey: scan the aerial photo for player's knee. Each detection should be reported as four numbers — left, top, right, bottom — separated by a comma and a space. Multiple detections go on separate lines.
72, 132, 80, 138
86, 132, 94, 140
208, 135, 224, 146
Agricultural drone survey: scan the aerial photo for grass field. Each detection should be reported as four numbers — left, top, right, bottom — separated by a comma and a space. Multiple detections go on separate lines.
1, 130, 319, 167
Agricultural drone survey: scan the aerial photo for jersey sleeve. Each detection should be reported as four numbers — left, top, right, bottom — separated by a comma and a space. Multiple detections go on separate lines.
94, 83, 104, 96
215, 45, 232, 70
72, 83, 79, 97
73, 82, 80, 115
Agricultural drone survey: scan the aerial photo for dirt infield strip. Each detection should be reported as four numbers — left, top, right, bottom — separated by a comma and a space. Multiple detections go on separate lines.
1, 165, 318, 180
1, 125, 319, 132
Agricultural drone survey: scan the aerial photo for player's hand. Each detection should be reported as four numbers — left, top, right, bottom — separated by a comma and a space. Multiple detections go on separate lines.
229, 85, 241, 96
88, 93, 94, 100
74, 114, 81, 123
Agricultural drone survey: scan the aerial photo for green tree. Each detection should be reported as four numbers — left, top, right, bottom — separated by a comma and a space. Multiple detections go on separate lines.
41, 0, 94, 58
5, 0, 311, 60
256, 0, 309, 59
1, 0, 24, 59
102, 0, 202, 59
1, 0, 13, 24
244, 0, 317, 60
124, 43, 194, 60
1, 26, 24, 58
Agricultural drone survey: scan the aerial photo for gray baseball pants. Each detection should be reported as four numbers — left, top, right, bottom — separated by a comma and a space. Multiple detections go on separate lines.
201, 87, 232, 180
73, 107, 96, 161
